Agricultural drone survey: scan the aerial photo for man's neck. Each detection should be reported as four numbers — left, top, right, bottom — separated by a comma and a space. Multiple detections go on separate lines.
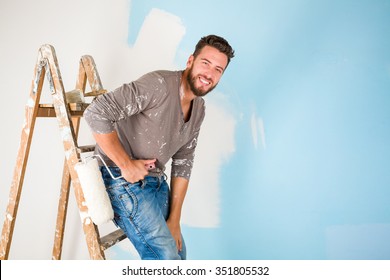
180, 70, 196, 105
180, 71, 195, 122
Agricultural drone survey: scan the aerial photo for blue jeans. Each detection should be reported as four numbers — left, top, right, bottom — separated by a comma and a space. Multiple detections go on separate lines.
100, 166, 186, 260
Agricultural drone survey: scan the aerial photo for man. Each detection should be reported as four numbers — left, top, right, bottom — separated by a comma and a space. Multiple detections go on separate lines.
84, 35, 234, 260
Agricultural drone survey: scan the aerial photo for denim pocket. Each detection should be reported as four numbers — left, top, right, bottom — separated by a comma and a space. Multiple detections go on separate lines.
119, 187, 138, 220
107, 182, 140, 220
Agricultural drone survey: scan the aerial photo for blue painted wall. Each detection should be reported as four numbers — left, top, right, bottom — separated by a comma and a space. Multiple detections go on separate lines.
128, 0, 390, 259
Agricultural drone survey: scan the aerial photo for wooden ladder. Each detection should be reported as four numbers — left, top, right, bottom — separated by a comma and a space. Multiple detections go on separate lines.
0, 45, 125, 260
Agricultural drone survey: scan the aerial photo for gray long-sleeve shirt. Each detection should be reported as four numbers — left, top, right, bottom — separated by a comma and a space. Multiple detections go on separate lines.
84, 70, 206, 180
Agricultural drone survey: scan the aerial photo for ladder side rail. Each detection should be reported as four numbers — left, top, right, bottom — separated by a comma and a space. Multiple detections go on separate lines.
76, 56, 88, 95
52, 53, 91, 260
52, 117, 81, 260
0, 52, 46, 259
41, 45, 105, 260
52, 54, 97, 259
53, 52, 107, 260
80, 55, 105, 94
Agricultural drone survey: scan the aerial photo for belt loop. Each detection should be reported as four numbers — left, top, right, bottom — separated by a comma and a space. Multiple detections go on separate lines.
140, 179, 146, 189
156, 173, 166, 190
162, 172, 168, 182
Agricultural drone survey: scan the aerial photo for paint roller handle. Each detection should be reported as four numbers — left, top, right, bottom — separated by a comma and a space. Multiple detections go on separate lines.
90, 131, 154, 182
86, 154, 155, 182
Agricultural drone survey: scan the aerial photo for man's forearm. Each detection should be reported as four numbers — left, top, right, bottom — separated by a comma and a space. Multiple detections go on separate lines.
169, 177, 189, 222
93, 131, 132, 169
93, 131, 155, 183
167, 176, 188, 251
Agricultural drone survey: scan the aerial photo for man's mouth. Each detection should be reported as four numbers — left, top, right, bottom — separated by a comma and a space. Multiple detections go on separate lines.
199, 76, 211, 86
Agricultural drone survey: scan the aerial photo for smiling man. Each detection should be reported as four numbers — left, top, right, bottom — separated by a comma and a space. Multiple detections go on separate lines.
84, 35, 234, 260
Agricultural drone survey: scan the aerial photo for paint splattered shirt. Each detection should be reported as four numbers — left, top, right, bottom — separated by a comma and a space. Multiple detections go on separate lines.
84, 70, 205, 180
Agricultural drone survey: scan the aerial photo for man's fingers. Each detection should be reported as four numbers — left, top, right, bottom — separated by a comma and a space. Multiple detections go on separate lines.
144, 159, 156, 170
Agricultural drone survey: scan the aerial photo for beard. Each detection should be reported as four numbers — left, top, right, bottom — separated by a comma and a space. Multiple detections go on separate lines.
186, 66, 217, 97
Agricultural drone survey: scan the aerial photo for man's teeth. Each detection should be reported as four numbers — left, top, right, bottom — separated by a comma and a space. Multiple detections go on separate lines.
199, 77, 210, 85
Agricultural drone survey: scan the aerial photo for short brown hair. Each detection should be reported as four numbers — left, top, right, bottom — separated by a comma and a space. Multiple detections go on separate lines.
193, 35, 235, 66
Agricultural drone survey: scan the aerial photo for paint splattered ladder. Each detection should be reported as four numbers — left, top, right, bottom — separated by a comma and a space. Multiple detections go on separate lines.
0, 45, 126, 260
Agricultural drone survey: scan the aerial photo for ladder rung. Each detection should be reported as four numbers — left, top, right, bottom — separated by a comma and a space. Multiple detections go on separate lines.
38, 103, 90, 117
77, 145, 96, 153
84, 89, 107, 97
66, 89, 107, 99
100, 229, 127, 250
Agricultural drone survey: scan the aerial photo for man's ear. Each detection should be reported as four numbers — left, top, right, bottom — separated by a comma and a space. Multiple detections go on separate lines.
186, 55, 194, 68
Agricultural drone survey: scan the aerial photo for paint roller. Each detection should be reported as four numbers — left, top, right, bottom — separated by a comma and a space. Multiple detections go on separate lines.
74, 154, 120, 226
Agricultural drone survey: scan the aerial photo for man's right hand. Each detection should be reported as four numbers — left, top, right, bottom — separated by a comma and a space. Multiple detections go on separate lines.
93, 131, 157, 183
121, 159, 156, 183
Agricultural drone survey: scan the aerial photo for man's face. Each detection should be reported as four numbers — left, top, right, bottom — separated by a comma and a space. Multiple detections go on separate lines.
186, 45, 228, 97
